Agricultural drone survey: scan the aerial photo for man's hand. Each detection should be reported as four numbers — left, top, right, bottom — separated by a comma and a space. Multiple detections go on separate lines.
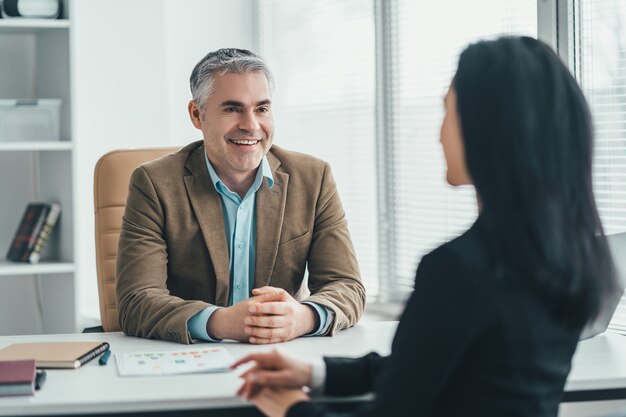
206, 291, 286, 342
245, 287, 318, 344
206, 287, 319, 343
232, 349, 313, 399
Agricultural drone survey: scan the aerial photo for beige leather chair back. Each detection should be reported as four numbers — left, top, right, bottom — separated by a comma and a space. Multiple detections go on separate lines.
94, 148, 178, 331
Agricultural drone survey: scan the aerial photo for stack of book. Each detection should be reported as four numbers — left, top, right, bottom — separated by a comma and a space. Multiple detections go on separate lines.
5, 202, 61, 264
0, 359, 36, 397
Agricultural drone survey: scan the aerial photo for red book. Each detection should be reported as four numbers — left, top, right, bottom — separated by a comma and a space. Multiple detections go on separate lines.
0, 359, 36, 397
27, 203, 61, 264
5, 203, 51, 262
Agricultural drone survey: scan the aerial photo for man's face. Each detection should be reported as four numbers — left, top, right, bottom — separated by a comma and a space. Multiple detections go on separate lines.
189, 72, 274, 180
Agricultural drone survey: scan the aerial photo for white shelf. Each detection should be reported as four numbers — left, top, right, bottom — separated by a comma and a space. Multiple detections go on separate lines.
0, 261, 75, 276
0, 19, 69, 33
0, 141, 73, 151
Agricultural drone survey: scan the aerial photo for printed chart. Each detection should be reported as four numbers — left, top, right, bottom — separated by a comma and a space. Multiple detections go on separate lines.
116, 347, 234, 376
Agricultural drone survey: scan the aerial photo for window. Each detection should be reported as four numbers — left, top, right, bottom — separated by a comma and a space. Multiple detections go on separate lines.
257, 2, 626, 309
385, 1, 537, 297
579, 0, 626, 234
258, 0, 537, 302
257, 0, 379, 295
576, 0, 626, 332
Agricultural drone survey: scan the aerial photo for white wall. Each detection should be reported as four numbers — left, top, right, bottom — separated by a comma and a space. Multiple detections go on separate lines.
72, 0, 256, 327
162, 0, 257, 143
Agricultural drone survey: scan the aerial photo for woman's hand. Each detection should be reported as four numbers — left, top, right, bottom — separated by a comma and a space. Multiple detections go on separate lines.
251, 387, 309, 417
231, 349, 312, 399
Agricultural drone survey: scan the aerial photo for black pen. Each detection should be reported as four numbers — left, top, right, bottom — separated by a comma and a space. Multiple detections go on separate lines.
99, 349, 112, 366
35, 370, 46, 390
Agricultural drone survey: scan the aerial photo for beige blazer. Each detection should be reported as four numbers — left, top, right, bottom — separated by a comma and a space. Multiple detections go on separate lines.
116, 141, 365, 344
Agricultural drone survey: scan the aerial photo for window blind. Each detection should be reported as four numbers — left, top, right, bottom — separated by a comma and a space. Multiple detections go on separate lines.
576, 0, 626, 332
257, 0, 379, 296
387, 0, 538, 295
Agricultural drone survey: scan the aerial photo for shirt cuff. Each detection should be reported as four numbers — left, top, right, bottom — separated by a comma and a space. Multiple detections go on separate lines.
301, 302, 334, 336
187, 306, 223, 342
309, 357, 326, 395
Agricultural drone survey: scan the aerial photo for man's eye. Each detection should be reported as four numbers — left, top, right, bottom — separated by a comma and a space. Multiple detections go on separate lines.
224, 107, 240, 113
257, 107, 270, 113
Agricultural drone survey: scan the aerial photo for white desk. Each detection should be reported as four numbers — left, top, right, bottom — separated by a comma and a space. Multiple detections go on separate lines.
1, 322, 625, 416
0, 322, 395, 416
565, 331, 626, 402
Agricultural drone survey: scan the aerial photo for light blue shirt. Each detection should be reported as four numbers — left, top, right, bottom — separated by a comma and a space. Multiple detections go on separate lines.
187, 153, 331, 341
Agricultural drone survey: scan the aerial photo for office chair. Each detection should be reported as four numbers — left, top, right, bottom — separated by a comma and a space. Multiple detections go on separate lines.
93, 147, 179, 332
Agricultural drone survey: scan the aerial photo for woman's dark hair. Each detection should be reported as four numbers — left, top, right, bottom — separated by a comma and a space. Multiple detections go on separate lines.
453, 36, 620, 327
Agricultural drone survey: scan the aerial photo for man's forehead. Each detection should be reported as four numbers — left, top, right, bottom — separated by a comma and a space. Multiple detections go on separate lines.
207, 73, 271, 106
212, 72, 270, 93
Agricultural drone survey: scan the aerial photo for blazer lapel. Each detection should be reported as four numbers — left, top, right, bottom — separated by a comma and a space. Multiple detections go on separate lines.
183, 146, 231, 307
255, 152, 288, 289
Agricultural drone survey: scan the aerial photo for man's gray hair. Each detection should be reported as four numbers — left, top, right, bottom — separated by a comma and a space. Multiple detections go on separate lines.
190, 48, 274, 110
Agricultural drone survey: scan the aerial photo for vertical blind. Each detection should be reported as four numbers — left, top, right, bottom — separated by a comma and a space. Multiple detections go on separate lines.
256, 1, 626, 305
582, 1, 626, 234
258, 0, 537, 301
388, 0, 537, 295
577, 0, 626, 332
257, 0, 379, 296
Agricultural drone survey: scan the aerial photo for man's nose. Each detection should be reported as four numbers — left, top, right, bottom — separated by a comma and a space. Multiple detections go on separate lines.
239, 111, 260, 132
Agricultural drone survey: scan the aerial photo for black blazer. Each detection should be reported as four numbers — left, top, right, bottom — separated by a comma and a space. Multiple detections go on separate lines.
289, 217, 582, 417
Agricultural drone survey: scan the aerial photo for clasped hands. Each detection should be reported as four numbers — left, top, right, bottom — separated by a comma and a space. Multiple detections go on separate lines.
206, 286, 318, 344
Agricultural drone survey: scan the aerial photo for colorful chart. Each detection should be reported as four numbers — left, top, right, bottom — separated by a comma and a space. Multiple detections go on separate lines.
115, 347, 233, 376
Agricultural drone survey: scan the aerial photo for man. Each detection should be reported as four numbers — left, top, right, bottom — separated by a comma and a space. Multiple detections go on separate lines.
116, 48, 365, 344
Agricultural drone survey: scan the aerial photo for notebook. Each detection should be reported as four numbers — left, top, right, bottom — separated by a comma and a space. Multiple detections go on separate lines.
0, 342, 109, 369
0, 359, 36, 396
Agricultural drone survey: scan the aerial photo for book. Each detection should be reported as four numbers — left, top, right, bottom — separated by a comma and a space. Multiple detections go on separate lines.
116, 347, 233, 376
0, 359, 36, 397
0, 342, 110, 369
27, 202, 61, 264
5, 203, 50, 262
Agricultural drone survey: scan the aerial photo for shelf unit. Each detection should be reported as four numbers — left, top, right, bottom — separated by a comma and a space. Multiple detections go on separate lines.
0, 261, 75, 276
0, 18, 70, 31
0, 141, 73, 151
0, 3, 75, 335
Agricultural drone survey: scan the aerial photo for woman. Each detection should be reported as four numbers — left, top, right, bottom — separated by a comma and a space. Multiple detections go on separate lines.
231, 36, 620, 417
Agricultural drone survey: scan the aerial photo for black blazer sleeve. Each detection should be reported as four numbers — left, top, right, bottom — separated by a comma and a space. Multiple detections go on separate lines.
324, 353, 390, 396
287, 246, 491, 417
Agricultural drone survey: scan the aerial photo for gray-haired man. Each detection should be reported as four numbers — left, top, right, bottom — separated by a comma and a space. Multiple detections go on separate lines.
116, 48, 365, 344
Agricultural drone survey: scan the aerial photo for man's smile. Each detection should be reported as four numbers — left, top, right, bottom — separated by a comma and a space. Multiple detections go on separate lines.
228, 138, 261, 146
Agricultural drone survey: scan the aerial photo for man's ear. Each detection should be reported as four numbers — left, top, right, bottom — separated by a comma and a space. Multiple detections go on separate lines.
188, 100, 202, 128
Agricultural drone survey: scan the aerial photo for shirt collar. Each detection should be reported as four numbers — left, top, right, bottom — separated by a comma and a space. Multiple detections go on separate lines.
204, 152, 274, 193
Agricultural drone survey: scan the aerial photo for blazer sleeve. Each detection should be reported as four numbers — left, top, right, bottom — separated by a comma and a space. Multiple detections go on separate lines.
304, 162, 366, 335
288, 247, 492, 417
324, 353, 390, 396
115, 166, 209, 344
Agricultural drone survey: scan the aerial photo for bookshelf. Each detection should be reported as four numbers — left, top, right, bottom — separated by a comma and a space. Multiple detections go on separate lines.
0, 1, 75, 335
